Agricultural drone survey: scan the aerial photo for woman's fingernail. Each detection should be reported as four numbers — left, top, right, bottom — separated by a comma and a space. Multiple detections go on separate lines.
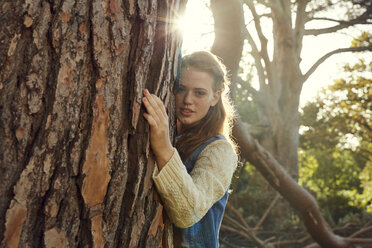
144, 89, 149, 94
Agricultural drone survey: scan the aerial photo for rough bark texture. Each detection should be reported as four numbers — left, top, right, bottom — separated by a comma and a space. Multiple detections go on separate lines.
0, 0, 185, 247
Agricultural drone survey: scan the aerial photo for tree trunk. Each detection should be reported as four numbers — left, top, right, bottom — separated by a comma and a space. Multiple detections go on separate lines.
258, 2, 303, 177
210, 1, 358, 247
0, 0, 185, 247
210, 0, 244, 100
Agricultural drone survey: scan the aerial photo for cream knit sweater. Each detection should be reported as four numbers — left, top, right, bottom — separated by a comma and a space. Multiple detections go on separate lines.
153, 139, 238, 228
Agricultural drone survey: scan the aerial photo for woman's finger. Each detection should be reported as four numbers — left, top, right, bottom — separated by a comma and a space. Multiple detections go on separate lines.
153, 96, 168, 121
149, 94, 167, 121
143, 90, 164, 120
143, 89, 167, 121
143, 112, 158, 128
143, 97, 161, 124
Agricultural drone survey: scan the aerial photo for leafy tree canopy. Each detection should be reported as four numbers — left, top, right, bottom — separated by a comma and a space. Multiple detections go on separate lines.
299, 32, 372, 223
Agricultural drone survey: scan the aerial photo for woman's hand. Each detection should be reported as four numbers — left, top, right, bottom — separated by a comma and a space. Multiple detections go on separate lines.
142, 89, 174, 170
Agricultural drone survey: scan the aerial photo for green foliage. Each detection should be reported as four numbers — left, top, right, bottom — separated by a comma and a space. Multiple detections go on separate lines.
299, 147, 367, 223
299, 33, 372, 223
351, 31, 372, 48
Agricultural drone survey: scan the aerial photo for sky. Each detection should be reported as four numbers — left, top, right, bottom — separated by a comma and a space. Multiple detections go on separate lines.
177, 0, 371, 107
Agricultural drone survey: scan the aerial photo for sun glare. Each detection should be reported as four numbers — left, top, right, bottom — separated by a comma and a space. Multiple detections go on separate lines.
178, 1, 368, 107
176, 0, 214, 53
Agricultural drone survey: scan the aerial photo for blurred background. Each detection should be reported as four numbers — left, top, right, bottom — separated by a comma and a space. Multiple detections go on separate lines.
177, 0, 372, 247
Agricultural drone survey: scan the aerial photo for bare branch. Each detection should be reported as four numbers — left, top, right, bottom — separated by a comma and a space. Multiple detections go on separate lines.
222, 216, 269, 248
220, 225, 254, 245
294, 0, 311, 54
232, 120, 350, 247
219, 238, 243, 248
244, 28, 268, 90
303, 46, 372, 82
305, 6, 372, 36
306, 236, 372, 248
306, 0, 353, 18
236, 76, 271, 115
226, 202, 251, 230
349, 225, 372, 238
344, 237, 372, 244
244, 0, 274, 85
310, 17, 353, 23
270, 235, 310, 246
254, 193, 280, 231
237, 76, 259, 96
255, 0, 276, 9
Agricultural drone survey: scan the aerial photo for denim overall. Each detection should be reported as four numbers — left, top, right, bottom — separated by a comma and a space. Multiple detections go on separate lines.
174, 134, 229, 247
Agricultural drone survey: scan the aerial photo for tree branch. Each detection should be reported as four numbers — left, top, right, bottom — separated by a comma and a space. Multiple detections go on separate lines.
244, 0, 274, 86
221, 216, 268, 248
305, 6, 372, 36
237, 76, 258, 97
303, 46, 372, 82
255, 0, 276, 10
310, 17, 353, 24
270, 235, 310, 246
254, 193, 280, 231
232, 120, 350, 248
226, 202, 251, 230
294, 0, 311, 54
211, 2, 372, 247
349, 225, 372, 238
243, 27, 268, 90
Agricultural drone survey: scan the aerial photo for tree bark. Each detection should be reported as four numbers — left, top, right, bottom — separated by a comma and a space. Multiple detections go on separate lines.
0, 0, 185, 247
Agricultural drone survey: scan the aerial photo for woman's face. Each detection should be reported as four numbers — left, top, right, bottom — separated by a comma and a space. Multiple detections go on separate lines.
175, 67, 221, 127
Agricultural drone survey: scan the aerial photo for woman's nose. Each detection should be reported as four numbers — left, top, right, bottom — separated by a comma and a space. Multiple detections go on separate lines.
183, 91, 193, 104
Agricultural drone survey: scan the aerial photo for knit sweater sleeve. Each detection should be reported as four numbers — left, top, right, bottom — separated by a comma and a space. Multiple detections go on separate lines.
152, 139, 238, 228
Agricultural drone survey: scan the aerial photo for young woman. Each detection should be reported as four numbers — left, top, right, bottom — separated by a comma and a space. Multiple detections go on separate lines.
142, 51, 237, 247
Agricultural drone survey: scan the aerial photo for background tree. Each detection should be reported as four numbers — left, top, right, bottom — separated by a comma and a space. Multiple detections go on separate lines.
237, 0, 371, 177
0, 0, 185, 247
209, 0, 372, 247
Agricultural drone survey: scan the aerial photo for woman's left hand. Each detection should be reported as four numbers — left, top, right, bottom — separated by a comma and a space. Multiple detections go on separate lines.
142, 89, 174, 169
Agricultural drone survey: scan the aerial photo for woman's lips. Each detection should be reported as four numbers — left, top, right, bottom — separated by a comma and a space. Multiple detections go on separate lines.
180, 108, 193, 117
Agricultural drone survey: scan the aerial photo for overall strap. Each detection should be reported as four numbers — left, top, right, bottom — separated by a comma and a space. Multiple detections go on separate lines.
175, 133, 229, 248
183, 134, 225, 174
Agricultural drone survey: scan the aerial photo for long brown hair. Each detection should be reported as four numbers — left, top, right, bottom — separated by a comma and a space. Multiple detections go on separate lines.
175, 51, 236, 160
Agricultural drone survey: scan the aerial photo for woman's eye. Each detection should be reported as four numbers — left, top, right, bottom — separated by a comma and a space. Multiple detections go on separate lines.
196, 91, 205, 96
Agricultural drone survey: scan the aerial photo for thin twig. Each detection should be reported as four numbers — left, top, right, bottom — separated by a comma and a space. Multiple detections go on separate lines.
220, 225, 269, 248
254, 192, 280, 231
349, 225, 372, 238
270, 234, 310, 246
344, 237, 372, 243
219, 236, 244, 248
226, 202, 251, 230
223, 215, 268, 248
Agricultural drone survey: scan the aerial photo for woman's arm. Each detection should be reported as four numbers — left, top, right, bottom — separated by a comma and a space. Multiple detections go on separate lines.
142, 89, 174, 169
142, 89, 237, 227
153, 139, 237, 228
